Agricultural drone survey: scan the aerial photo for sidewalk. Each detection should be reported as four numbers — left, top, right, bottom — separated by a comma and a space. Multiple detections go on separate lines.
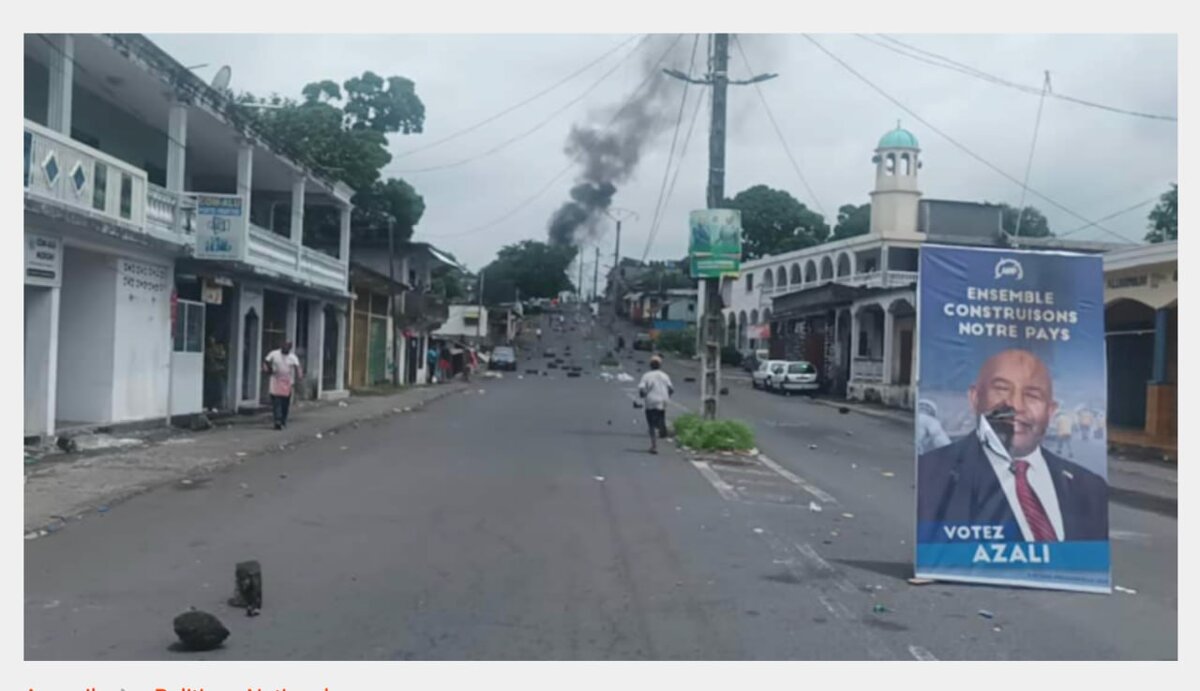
24, 382, 468, 535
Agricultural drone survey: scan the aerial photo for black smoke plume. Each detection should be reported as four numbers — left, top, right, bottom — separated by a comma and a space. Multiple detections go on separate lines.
547, 35, 691, 247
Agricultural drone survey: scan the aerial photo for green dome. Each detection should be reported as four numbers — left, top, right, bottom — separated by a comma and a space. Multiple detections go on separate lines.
878, 125, 919, 150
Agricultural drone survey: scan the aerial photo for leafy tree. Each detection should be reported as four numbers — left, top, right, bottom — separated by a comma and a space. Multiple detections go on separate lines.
431, 266, 466, 300
720, 185, 829, 260
1145, 183, 1177, 243
999, 203, 1053, 237
831, 203, 871, 241
234, 71, 426, 248
480, 241, 578, 305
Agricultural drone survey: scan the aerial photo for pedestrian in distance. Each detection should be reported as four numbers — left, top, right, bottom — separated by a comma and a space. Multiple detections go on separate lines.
638, 355, 674, 455
263, 341, 302, 430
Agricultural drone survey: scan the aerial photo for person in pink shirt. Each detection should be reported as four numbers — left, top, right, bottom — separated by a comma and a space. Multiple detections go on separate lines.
263, 341, 302, 430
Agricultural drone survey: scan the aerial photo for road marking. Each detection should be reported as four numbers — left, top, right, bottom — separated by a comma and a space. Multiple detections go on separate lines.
794, 541, 858, 594
691, 461, 740, 502
908, 645, 938, 661
757, 453, 837, 504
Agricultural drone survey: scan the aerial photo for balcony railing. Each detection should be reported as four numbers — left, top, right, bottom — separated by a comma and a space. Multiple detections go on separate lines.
25, 119, 149, 232
397, 291, 449, 329
248, 224, 348, 294
146, 183, 197, 236
853, 357, 884, 382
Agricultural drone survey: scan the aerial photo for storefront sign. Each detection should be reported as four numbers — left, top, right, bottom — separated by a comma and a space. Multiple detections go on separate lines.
688, 209, 742, 279
915, 245, 1110, 593
25, 233, 62, 287
194, 194, 247, 261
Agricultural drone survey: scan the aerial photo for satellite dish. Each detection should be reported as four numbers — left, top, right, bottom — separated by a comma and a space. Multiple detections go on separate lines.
211, 65, 232, 92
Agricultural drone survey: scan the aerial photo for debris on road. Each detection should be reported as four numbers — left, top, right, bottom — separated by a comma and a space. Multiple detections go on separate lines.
753, 527, 765, 534
172, 609, 229, 651
97, 506, 109, 513
977, 609, 995, 619
882, 471, 895, 478
993, 625, 1003, 633
1114, 585, 1138, 595
315, 433, 323, 439
841, 513, 855, 519
809, 501, 823, 512
808, 444, 818, 450
593, 476, 605, 482
279, 474, 287, 480
838, 407, 850, 414
616, 373, 635, 382
872, 604, 889, 614
338, 401, 348, 408
340, 446, 348, 451
907, 577, 936, 586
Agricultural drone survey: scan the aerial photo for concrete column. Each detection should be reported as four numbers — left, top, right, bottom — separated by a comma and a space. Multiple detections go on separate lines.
882, 308, 896, 385
339, 205, 352, 262
46, 35, 74, 136
1152, 307, 1169, 383
285, 295, 298, 345
880, 246, 891, 287
290, 176, 306, 245
236, 142, 254, 211
849, 309, 861, 381
24, 286, 61, 437
166, 99, 189, 192
335, 306, 348, 390
308, 301, 326, 398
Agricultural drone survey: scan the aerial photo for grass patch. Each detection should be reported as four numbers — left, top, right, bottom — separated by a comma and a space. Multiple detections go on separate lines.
673, 413, 756, 451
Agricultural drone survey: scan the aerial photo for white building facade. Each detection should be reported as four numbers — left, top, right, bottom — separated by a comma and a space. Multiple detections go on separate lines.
24, 34, 353, 440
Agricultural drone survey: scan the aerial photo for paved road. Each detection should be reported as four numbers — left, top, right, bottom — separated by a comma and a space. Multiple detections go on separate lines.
25, 307, 1176, 660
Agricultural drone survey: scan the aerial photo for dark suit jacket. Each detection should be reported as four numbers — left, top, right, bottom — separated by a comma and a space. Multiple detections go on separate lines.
918, 435, 1109, 541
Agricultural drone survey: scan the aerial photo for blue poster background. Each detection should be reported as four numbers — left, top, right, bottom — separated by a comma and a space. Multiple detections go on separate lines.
915, 245, 1110, 593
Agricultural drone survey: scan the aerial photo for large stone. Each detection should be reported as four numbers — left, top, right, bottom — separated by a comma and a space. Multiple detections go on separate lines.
173, 609, 230, 651
190, 414, 214, 432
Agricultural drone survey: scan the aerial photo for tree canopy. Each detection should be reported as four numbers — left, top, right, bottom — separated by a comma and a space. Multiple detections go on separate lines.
1145, 183, 1177, 243
999, 204, 1053, 237
234, 71, 426, 247
480, 240, 578, 305
720, 185, 829, 260
831, 203, 871, 241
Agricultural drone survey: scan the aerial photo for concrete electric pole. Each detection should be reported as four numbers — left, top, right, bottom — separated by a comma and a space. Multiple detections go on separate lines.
665, 33, 776, 419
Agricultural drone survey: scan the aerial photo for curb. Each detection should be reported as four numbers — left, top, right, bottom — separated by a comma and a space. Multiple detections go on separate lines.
809, 397, 912, 424
24, 384, 468, 537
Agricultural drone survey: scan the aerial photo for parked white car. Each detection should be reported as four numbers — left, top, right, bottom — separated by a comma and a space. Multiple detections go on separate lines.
752, 360, 788, 390
774, 361, 820, 394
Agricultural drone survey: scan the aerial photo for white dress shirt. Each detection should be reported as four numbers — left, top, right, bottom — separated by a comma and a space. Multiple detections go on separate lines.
977, 416, 1065, 542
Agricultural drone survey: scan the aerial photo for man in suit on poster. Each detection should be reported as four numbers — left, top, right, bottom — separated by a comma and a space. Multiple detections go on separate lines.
918, 349, 1108, 542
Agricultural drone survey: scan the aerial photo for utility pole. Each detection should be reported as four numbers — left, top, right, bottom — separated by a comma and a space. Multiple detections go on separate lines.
604, 208, 638, 317
476, 269, 484, 343
388, 217, 399, 385
666, 33, 776, 419
577, 243, 585, 303
592, 246, 600, 304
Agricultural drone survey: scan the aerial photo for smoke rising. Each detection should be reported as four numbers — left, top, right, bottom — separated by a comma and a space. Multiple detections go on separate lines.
547, 34, 693, 247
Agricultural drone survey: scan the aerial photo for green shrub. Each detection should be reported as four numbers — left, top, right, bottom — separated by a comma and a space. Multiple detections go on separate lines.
672, 413, 755, 451
656, 328, 697, 358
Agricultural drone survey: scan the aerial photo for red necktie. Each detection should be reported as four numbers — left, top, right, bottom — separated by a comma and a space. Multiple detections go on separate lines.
1012, 460, 1058, 542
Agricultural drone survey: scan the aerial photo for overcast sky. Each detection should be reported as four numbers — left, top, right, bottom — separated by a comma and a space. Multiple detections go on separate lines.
150, 33, 1177, 273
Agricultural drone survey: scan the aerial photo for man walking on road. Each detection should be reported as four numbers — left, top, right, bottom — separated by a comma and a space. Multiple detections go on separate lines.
263, 341, 302, 430
638, 355, 674, 454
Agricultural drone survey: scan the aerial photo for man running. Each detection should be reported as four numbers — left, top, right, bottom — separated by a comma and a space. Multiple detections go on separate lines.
638, 356, 674, 454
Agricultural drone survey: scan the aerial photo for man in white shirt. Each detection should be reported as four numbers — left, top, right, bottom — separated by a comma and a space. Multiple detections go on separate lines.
263, 341, 302, 430
917, 349, 1108, 542
638, 356, 674, 455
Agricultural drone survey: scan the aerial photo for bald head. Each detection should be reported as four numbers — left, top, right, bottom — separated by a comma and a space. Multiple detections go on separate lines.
968, 349, 1057, 457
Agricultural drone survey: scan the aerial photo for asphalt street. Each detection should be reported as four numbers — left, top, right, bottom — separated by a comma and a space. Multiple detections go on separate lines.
24, 307, 1177, 660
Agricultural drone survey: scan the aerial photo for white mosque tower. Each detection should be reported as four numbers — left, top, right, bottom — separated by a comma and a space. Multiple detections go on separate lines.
869, 121, 923, 239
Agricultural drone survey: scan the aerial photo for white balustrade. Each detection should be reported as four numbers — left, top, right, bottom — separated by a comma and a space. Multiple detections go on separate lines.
25, 119, 147, 231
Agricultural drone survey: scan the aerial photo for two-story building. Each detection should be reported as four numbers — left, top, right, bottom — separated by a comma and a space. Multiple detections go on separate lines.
24, 34, 353, 440
724, 124, 1119, 409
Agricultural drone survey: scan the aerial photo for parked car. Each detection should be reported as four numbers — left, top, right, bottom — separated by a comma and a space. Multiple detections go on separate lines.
490, 346, 517, 371
742, 348, 770, 372
633, 332, 654, 351
775, 360, 819, 394
752, 360, 788, 390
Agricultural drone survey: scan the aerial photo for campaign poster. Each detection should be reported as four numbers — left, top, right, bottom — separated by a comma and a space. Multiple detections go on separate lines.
915, 245, 1110, 593
689, 209, 742, 278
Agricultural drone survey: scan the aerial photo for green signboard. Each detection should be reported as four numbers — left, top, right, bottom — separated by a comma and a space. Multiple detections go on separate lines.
688, 209, 742, 279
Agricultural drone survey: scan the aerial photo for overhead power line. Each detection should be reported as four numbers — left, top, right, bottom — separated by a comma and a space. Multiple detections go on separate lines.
386, 35, 652, 175
393, 35, 642, 160
860, 34, 1177, 123
641, 87, 706, 263
1059, 195, 1160, 239
642, 35, 701, 262
417, 35, 686, 241
733, 34, 828, 219
801, 34, 1134, 244
1014, 71, 1051, 237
